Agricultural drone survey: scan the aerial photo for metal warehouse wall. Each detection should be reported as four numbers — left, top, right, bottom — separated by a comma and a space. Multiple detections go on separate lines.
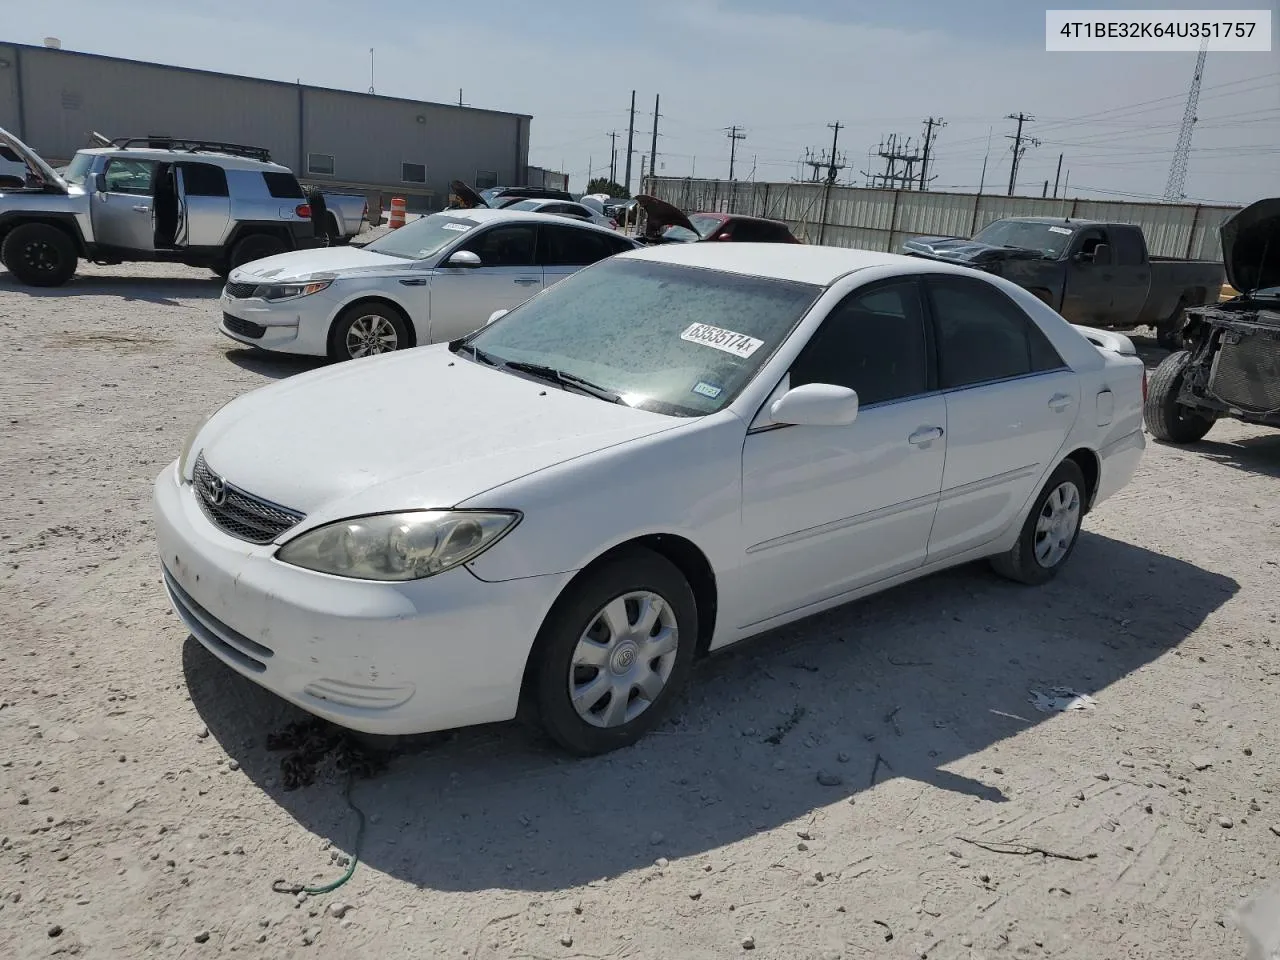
0, 42, 530, 213
643, 177, 1240, 262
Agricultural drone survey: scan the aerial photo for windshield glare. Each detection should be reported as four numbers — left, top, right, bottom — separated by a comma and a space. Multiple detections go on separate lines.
61, 153, 94, 186
974, 219, 1073, 258
461, 258, 821, 417
362, 213, 479, 260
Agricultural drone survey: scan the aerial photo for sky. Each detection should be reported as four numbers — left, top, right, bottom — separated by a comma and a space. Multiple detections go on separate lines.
6, 0, 1279, 204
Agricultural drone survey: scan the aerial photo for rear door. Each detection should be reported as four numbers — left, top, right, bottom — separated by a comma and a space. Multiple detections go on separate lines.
538, 223, 628, 287
1107, 226, 1151, 325
92, 156, 157, 252
176, 162, 232, 248
923, 275, 1079, 561
427, 223, 541, 342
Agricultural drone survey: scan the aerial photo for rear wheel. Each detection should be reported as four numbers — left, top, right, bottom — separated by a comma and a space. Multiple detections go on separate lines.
1, 222, 78, 287
327, 303, 410, 361
1144, 350, 1215, 443
990, 460, 1086, 586
228, 234, 286, 271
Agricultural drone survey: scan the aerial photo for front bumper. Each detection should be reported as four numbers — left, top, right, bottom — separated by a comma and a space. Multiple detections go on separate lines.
218, 290, 335, 356
153, 460, 571, 735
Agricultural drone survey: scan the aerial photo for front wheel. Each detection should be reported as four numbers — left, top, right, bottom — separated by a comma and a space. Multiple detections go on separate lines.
1, 222, 78, 287
990, 459, 1087, 586
228, 234, 286, 271
327, 303, 410, 361
529, 550, 697, 756
1144, 350, 1215, 443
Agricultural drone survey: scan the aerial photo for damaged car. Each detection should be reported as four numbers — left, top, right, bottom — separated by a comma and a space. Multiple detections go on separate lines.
1144, 198, 1280, 443
633, 194, 801, 245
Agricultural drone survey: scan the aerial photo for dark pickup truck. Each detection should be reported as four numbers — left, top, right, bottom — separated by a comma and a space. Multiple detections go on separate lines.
903, 217, 1224, 347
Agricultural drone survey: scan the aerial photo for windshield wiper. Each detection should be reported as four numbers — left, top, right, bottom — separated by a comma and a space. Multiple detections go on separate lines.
501, 361, 625, 404
448, 340, 500, 366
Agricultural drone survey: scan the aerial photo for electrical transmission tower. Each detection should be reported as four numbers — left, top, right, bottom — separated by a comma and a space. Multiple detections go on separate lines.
1164, 39, 1209, 201
1005, 112, 1040, 196
860, 134, 921, 189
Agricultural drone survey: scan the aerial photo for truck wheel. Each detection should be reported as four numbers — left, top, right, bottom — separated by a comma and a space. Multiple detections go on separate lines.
1, 222, 78, 287
228, 234, 286, 271
1144, 350, 1215, 443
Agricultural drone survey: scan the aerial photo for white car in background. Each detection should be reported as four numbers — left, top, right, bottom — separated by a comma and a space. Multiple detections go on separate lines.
157, 243, 1146, 756
218, 208, 637, 361
501, 198, 618, 230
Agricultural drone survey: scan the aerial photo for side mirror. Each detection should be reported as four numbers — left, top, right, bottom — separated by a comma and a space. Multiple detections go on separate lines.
92, 172, 107, 194
1091, 242, 1112, 266
486, 309, 509, 326
769, 383, 860, 427
446, 250, 482, 268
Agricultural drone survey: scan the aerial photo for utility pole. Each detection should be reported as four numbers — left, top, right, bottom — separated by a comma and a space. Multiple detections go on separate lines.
639, 153, 647, 188
825, 121, 843, 183
624, 91, 636, 195
649, 94, 661, 182
977, 126, 993, 195
1042, 180, 1048, 198
1005, 112, 1039, 197
608, 131, 617, 183
1052, 152, 1063, 198
918, 116, 946, 190
726, 126, 746, 180
368, 48, 375, 94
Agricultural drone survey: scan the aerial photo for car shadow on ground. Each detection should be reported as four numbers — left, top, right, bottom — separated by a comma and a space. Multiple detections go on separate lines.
183, 531, 1237, 893
224, 347, 328, 380
1186, 433, 1280, 479
0, 273, 224, 306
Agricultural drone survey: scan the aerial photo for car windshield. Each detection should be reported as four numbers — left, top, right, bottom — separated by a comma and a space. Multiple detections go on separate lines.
61, 153, 94, 186
973, 219, 1073, 258
456, 257, 821, 417
361, 213, 481, 260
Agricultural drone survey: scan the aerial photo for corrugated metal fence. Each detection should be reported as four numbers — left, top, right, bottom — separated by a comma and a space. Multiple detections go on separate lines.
643, 177, 1240, 262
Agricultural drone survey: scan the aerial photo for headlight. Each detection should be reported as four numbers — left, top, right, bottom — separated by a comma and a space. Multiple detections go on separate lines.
276, 510, 520, 581
177, 401, 230, 482
254, 280, 333, 301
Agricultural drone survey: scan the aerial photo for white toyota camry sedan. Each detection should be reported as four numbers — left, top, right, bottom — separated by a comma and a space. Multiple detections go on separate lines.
218, 208, 638, 362
155, 243, 1147, 756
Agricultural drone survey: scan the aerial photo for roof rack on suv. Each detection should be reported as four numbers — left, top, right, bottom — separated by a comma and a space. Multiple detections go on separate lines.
108, 136, 273, 163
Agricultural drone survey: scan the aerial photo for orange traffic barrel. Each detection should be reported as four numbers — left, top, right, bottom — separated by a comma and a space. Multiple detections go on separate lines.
389, 197, 406, 229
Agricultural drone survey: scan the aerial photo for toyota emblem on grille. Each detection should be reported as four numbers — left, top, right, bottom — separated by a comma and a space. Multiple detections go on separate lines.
204, 472, 227, 506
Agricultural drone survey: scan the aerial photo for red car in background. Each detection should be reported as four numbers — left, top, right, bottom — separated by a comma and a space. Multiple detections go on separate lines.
634, 194, 802, 245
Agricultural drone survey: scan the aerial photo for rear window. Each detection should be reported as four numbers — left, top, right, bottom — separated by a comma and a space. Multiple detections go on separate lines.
262, 172, 304, 199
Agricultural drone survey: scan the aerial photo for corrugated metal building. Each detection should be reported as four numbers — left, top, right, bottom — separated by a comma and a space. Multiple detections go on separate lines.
0, 41, 534, 213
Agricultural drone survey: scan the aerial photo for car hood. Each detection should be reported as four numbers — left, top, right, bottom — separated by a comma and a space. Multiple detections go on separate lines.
228, 245, 412, 283
901, 235, 1044, 265
0, 125, 67, 194
1220, 197, 1280, 295
194, 344, 680, 528
635, 194, 697, 238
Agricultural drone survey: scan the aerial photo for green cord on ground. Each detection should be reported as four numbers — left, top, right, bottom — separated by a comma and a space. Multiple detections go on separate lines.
272, 772, 366, 896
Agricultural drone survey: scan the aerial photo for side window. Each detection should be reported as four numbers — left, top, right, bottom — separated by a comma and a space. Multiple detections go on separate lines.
103, 158, 156, 195
262, 172, 305, 199
1073, 229, 1104, 259
608, 235, 638, 256
460, 225, 536, 267
179, 163, 229, 197
927, 277, 1064, 389
789, 280, 929, 406
1112, 227, 1145, 266
540, 225, 615, 267
734, 221, 771, 242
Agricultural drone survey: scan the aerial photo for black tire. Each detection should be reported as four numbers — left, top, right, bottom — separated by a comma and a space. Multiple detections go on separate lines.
1, 222, 78, 287
228, 233, 286, 271
210, 263, 230, 279
1144, 350, 1215, 443
990, 459, 1087, 586
327, 302, 411, 361
528, 549, 697, 756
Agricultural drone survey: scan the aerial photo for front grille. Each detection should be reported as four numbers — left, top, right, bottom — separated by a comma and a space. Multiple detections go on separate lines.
192, 453, 305, 544
224, 281, 257, 299
1209, 333, 1280, 413
222, 313, 265, 339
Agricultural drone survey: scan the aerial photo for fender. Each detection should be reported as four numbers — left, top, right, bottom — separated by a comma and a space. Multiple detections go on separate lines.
0, 210, 89, 255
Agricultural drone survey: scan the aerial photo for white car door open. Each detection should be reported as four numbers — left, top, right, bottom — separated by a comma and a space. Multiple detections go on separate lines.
735, 280, 947, 629
427, 224, 543, 343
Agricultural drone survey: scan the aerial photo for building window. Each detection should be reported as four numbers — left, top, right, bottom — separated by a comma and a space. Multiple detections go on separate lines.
307, 153, 335, 176
401, 162, 427, 184
475, 170, 498, 190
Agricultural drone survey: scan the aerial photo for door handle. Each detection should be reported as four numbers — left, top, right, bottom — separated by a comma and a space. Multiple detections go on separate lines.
132, 204, 151, 213
1048, 393, 1074, 412
908, 426, 944, 446
397, 278, 427, 286
513, 277, 539, 286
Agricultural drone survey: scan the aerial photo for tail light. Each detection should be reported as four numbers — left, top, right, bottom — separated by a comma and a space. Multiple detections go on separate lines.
295, 203, 312, 219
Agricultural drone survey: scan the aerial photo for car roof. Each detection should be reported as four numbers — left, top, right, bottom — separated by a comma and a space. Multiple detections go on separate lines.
76, 146, 294, 173
1004, 216, 1100, 227
617, 242, 978, 286
440, 207, 623, 237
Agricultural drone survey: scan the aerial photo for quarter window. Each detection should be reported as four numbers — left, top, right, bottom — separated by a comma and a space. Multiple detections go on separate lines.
262, 172, 305, 199
927, 277, 1065, 389
789, 281, 929, 407
103, 158, 156, 195
460, 225, 537, 267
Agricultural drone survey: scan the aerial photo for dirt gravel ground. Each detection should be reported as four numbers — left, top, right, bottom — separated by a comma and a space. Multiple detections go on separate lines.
1, 261, 1278, 960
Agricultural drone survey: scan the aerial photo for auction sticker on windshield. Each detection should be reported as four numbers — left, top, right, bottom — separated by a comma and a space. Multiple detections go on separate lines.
1048, 226, 1073, 235
680, 323, 764, 358
442, 222, 472, 232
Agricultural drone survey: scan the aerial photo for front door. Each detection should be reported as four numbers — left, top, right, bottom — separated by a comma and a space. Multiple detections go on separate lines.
1059, 227, 1116, 326
428, 223, 542, 342
735, 279, 946, 628
922, 275, 1080, 561
91, 157, 157, 253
